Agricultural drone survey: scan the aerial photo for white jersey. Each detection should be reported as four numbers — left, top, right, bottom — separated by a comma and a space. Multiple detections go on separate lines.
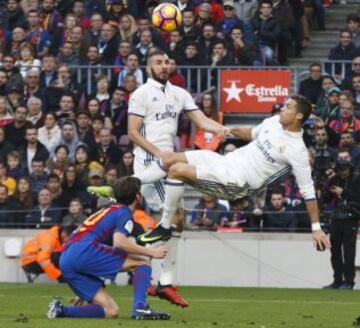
128, 78, 198, 164
227, 115, 315, 200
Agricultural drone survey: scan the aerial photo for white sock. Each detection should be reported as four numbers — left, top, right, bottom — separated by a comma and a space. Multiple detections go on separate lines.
160, 179, 184, 229
134, 160, 167, 184
159, 236, 180, 286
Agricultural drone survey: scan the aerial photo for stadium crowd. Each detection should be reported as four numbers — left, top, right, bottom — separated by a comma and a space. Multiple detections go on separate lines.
0, 0, 358, 236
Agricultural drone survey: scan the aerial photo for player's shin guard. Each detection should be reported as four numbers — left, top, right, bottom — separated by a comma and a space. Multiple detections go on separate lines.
134, 160, 168, 184
159, 236, 179, 286
133, 265, 152, 310
62, 304, 105, 318
159, 179, 184, 229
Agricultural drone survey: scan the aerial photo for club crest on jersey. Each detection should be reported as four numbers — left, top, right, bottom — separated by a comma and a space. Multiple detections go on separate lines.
152, 96, 159, 102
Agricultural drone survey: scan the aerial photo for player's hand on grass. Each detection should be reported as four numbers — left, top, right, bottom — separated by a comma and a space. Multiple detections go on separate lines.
312, 230, 331, 251
150, 245, 168, 259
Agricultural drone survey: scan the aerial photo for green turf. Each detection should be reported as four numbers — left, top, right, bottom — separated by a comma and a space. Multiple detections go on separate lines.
0, 283, 359, 327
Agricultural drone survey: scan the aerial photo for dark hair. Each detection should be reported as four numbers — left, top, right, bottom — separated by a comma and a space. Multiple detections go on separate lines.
230, 24, 244, 34
346, 13, 360, 24
54, 144, 70, 155
321, 75, 336, 84
310, 62, 321, 70
146, 49, 167, 65
113, 176, 141, 205
31, 156, 45, 165
292, 95, 312, 124
14, 176, 33, 209
48, 173, 61, 182
260, 0, 273, 6
60, 224, 77, 236
339, 28, 352, 37
352, 73, 360, 79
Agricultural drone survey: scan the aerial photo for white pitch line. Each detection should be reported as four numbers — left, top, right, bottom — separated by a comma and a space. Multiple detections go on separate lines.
0, 295, 359, 305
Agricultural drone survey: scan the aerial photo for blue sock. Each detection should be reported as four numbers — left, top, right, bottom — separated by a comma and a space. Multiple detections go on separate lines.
62, 304, 105, 318
132, 265, 151, 311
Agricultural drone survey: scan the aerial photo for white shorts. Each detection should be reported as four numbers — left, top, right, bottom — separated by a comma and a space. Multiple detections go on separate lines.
134, 157, 165, 212
185, 150, 250, 200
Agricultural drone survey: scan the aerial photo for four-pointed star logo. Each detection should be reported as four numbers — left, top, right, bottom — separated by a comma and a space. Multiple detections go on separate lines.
223, 81, 244, 102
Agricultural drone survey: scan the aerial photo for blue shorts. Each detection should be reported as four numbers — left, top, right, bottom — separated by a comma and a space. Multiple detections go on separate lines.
60, 242, 127, 302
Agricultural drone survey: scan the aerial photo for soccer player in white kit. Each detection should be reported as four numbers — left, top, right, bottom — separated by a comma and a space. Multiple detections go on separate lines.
128, 50, 231, 307
139, 95, 330, 251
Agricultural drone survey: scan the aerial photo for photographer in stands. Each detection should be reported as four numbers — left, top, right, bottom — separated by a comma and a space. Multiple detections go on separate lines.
323, 159, 360, 289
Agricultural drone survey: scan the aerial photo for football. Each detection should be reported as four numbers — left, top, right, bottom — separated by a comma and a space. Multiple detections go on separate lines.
152, 3, 182, 33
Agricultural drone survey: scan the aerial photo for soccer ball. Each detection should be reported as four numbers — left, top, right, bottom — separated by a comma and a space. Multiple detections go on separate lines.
152, 3, 182, 33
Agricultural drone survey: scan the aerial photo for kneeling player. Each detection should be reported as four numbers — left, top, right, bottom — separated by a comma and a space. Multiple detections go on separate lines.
47, 177, 170, 320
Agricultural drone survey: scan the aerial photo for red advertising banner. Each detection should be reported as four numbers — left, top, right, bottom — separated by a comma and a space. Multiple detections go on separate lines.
220, 70, 291, 113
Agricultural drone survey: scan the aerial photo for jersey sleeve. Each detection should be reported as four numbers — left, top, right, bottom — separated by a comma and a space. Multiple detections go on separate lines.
128, 89, 146, 117
251, 115, 278, 140
289, 148, 316, 201
182, 89, 199, 112
114, 212, 134, 237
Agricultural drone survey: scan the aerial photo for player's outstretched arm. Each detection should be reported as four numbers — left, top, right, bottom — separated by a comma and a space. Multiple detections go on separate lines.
113, 232, 167, 259
227, 126, 254, 142
186, 110, 231, 139
305, 199, 331, 251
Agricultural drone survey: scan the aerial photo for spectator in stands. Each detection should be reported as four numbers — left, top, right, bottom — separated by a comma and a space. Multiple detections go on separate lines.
6, 27, 26, 59
221, 198, 250, 228
179, 42, 201, 92
194, 93, 223, 152
91, 114, 105, 143
55, 93, 76, 123
113, 40, 133, 70
30, 158, 48, 193
0, 162, 16, 196
233, 0, 258, 25
55, 120, 83, 158
62, 164, 84, 200
346, 14, 360, 48
85, 13, 103, 46
92, 127, 121, 166
16, 42, 42, 79
350, 74, 360, 105
178, 9, 201, 43
98, 23, 119, 65
26, 97, 45, 128
118, 149, 134, 177
323, 159, 360, 289
4, 0, 27, 31
195, 0, 224, 24
190, 193, 229, 229
222, 142, 237, 154
341, 56, 360, 91
329, 99, 360, 134
252, 0, 280, 65
0, 128, 14, 163
168, 30, 185, 63
299, 63, 323, 105
217, 0, 244, 39
5, 106, 30, 149
227, 25, 258, 66
309, 128, 337, 168
47, 173, 71, 210
115, 53, 144, 88
194, 3, 214, 29
19, 125, 49, 174
39, 0, 63, 49
104, 164, 119, 186
209, 39, 234, 66
87, 98, 111, 129
316, 86, 341, 124
339, 132, 360, 160
168, 58, 186, 88
262, 190, 297, 232
197, 22, 219, 64
118, 14, 138, 43
135, 29, 155, 66
25, 10, 51, 58
47, 145, 70, 179
70, 26, 88, 64
56, 41, 78, 66
72, 0, 91, 29
2, 55, 24, 91
0, 96, 14, 127
316, 75, 336, 113
74, 144, 91, 186
327, 29, 360, 76
0, 184, 20, 229
0, 70, 8, 97
13, 177, 35, 214
123, 73, 137, 101
92, 75, 113, 117
7, 150, 26, 180
38, 113, 62, 152
24, 69, 44, 105
6, 86, 24, 116
109, 88, 128, 140
75, 110, 96, 149
62, 198, 87, 226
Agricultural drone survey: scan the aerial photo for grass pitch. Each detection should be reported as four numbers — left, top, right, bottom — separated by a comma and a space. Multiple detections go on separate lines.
0, 283, 359, 327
